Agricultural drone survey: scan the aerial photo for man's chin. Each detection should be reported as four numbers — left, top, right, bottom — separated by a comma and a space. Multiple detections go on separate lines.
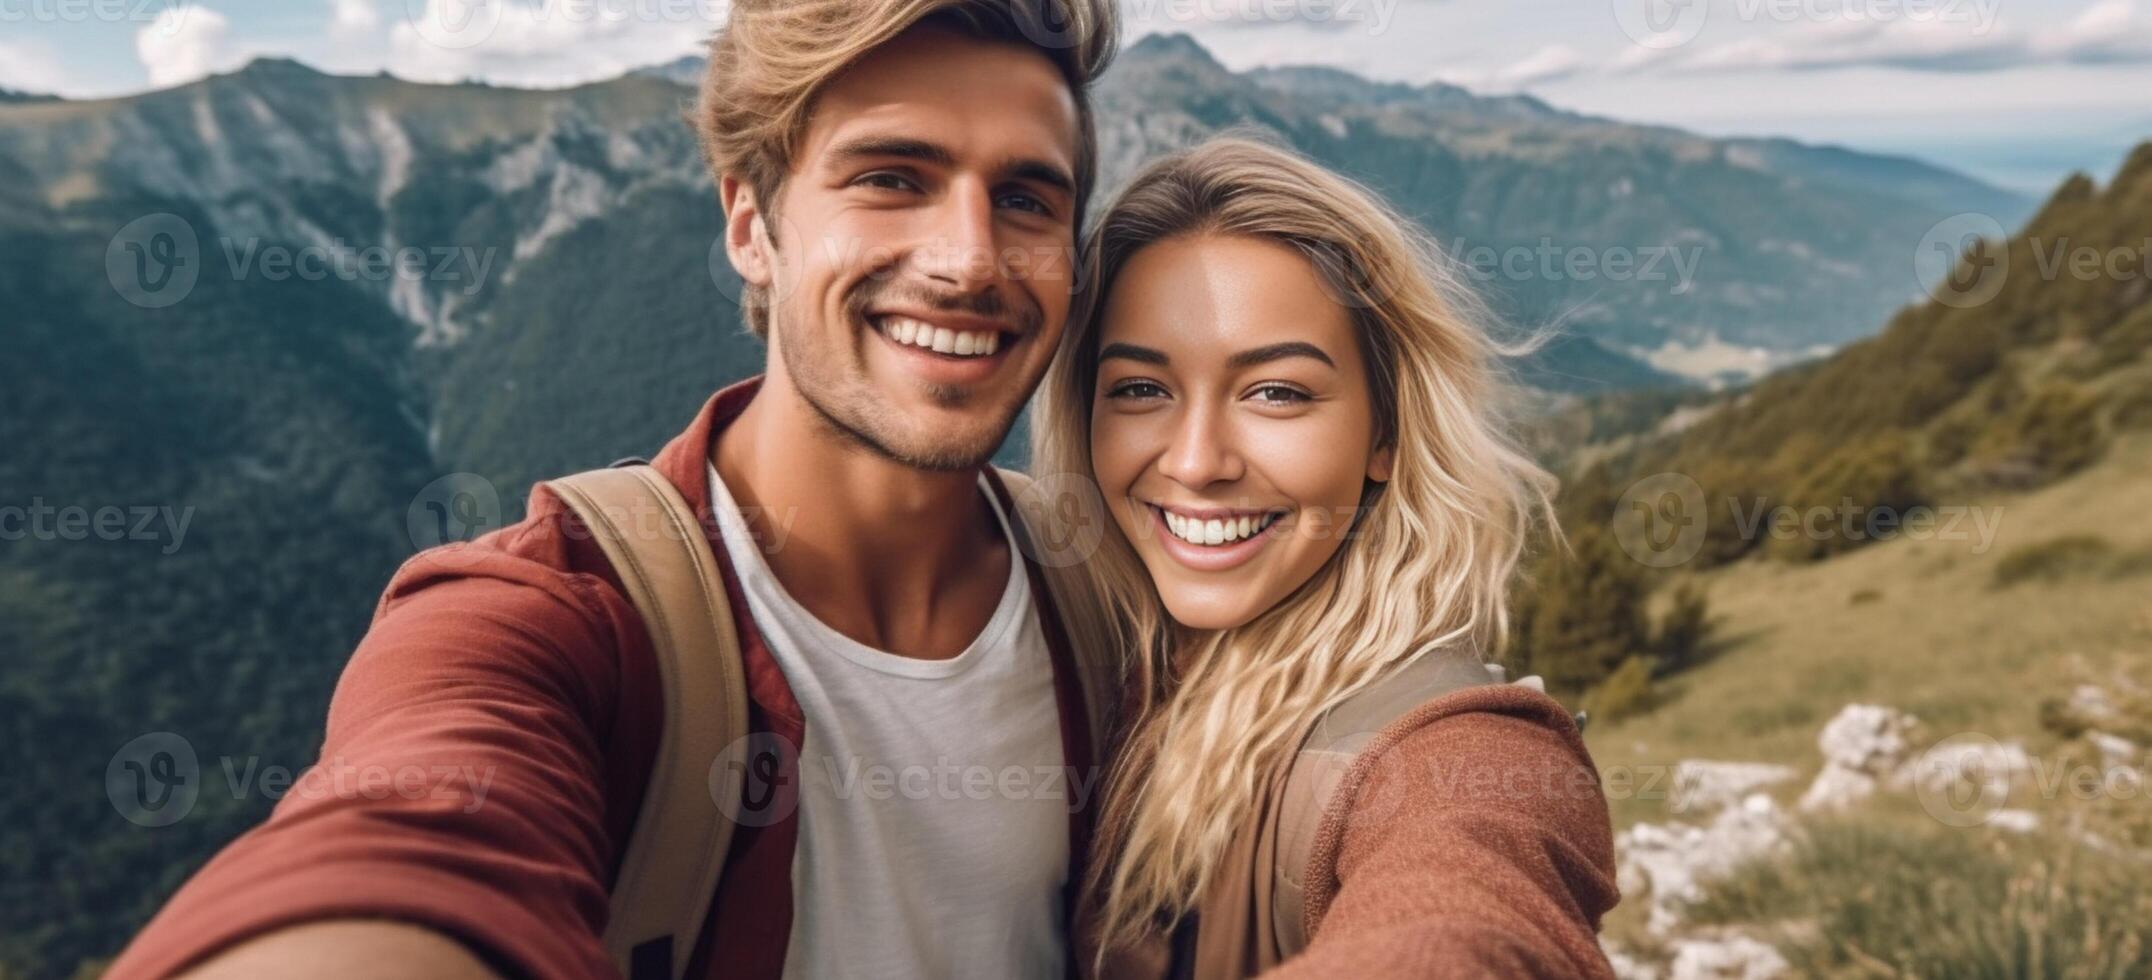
816, 393, 1018, 473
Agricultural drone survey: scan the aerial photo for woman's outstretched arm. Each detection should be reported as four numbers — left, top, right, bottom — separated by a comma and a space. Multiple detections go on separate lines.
1267, 687, 1622, 979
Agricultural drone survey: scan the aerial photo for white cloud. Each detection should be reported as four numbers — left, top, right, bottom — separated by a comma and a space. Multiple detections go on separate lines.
333, 0, 383, 35
0, 37, 69, 94
1433, 43, 1583, 90
137, 6, 248, 89
1628, 0, 2152, 75
384, 0, 716, 88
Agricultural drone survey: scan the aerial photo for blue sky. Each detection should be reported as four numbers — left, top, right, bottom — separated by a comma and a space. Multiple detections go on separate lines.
3, 0, 2147, 192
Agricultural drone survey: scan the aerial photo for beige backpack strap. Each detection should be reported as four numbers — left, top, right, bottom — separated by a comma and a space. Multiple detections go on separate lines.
546, 465, 748, 980
992, 466, 1122, 756
1269, 651, 1529, 955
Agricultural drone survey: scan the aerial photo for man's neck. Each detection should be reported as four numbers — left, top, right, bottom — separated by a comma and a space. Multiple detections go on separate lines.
711, 375, 1011, 660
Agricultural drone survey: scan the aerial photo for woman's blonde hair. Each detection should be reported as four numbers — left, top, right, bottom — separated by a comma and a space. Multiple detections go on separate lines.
1030, 135, 1557, 954
699, 0, 1119, 337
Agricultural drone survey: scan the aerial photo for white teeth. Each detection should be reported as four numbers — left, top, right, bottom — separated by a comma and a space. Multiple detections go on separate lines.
1162, 508, 1279, 546
877, 317, 1004, 358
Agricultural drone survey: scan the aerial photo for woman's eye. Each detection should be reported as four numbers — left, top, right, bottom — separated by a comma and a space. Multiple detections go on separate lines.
1106, 380, 1169, 401
1249, 384, 1312, 404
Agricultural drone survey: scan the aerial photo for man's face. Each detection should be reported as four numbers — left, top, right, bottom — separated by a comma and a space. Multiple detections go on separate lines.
744, 26, 1082, 471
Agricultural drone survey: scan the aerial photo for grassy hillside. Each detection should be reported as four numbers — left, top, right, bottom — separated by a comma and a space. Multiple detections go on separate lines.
1517, 144, 2152, 977
1587, 431, 2152, 976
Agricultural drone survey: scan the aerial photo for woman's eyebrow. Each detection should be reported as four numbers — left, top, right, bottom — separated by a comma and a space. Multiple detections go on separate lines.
1098, 342, 1169, 365
1227, 341, 1335, 369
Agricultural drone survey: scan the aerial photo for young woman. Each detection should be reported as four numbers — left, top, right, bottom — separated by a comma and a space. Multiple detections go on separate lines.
1031, 137, 1620, 978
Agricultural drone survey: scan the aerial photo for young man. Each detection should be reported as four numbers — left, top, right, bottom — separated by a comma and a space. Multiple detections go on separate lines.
107, 2, 1119, 978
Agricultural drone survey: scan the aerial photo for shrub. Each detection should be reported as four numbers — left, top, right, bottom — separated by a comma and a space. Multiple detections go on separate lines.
1654, 583, 1712, 674
1992, 535, 2115, 587
1580, 655, 1656, 725
1519, 525, 1652, 696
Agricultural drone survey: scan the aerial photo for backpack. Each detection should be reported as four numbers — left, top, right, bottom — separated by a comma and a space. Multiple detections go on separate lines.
546, 464, 748, 980
549, 463, 1554, 976
547, 462, 1119, 980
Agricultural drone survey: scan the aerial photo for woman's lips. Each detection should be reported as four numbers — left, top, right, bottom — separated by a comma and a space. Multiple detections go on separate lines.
1144, 503, 1287, 573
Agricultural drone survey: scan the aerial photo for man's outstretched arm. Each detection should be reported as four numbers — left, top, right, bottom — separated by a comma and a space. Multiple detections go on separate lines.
174, 920, 498, 979
108, 546, 649, 980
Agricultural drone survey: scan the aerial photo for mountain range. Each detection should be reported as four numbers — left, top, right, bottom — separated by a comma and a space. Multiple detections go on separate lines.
0, 33, 2087, 979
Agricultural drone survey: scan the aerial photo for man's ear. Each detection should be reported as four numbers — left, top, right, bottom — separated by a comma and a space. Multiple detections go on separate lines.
1367, 444, 1394, 484
720, 175, 774, 288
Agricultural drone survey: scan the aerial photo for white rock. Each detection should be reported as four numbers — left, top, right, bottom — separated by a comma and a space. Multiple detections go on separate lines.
1669, 934, 1789, 980
1891, 736, 2036, 800
1796, 763, 1877, 813
1671, 761, 1798, 815
1603, 938, 1662, 980
1985, 808, 2041, 833
1617, 793, 1790, 935
2088, 731, 2139, 768
1797, 704, 1919, 813
1815, 704, 1918, 773
2070, 684, 2120, 725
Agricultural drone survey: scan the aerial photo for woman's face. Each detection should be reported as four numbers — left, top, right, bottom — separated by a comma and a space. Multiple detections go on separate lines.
1090, 233, 1391, 631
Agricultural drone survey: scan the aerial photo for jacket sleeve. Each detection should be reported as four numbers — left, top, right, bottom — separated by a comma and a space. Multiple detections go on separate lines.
105, 544, 648, 980
1262, 690, 1622, 980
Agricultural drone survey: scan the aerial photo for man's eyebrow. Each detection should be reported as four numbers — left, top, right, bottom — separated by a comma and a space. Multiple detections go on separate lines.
1227, 341, 1336, 370
824, 135, 955, 169
1001, 157, 1077, 195
1098, 342, 1168, 366
821, 137, 1073, 194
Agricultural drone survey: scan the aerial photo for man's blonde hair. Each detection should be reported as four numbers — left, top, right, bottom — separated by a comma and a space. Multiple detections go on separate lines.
699, 0, 1120, 337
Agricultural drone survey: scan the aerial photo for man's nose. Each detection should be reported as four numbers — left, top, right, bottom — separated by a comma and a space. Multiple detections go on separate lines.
914, 183, 1001, 291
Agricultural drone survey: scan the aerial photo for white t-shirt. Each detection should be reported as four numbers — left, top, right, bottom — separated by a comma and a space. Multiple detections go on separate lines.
709, 465, 1071, 979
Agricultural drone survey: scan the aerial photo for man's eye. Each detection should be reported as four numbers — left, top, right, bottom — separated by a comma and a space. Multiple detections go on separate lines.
1249, 384, 1312, 404
997, 191, 1052, 216
1106, 380, 1168, 401
855, 172, 919, 192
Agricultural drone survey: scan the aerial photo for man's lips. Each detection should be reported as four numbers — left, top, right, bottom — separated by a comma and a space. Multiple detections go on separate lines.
869, 311, 1023, 359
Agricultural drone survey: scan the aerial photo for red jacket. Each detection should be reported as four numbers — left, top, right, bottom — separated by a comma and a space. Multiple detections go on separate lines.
108, 377, 1102, 980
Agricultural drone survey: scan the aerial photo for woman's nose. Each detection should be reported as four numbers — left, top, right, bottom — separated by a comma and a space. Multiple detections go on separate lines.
1157, 404, 1244, 489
